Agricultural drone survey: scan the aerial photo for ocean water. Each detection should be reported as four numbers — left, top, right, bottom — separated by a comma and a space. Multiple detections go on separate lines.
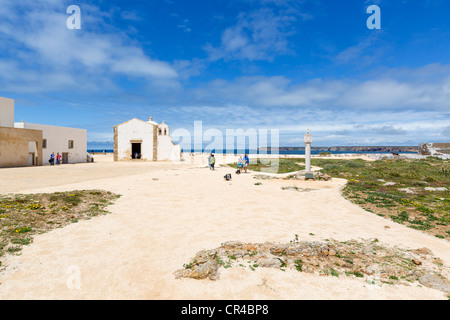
88, 149, 114, 153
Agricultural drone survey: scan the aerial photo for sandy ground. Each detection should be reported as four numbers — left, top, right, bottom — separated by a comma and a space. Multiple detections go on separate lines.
0, 153, 449, 300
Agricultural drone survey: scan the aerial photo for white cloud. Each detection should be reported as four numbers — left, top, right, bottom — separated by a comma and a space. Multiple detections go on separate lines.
204, 8, 298, 61
1, 1, 448, 147
193, 67, 450, 112
334, 33, 388, 66
181, 63, 450, 145
0, 1, 178, 93
177, 19, 192, 33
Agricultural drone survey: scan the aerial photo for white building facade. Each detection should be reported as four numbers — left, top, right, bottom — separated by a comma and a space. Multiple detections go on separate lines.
114, 117, 181, 162
14, 122, 88, 164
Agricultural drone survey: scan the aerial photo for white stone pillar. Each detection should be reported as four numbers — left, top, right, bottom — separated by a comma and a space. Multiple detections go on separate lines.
304, 129, 312, 173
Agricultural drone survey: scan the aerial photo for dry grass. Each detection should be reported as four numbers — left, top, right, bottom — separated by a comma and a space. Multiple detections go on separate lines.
246, 156, 450, 239
0, 190, 120, 267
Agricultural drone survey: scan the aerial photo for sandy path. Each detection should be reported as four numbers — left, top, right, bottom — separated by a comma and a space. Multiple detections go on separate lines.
0, 155, 449, 300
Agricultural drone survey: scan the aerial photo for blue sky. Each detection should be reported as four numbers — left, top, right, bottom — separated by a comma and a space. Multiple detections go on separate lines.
0, 0, 449, 149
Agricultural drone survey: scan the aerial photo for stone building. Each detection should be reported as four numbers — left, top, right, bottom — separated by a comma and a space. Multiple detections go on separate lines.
0, 97, 88, 167
1, 97, 43, 167
14, 122, 87, 165
113, 117, 181, 162
0, 126, 43, 167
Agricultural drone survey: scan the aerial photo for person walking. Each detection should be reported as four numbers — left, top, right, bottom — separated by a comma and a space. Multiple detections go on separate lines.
56, 152, 61, 165
208, 153, 212, 170
209, 154, 216, 171
49, 152, 55, 166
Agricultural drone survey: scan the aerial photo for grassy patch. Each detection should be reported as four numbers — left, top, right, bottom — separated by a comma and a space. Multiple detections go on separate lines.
228, 158, 305, 174
236, 156, 449, 239
313, 157, 449, 239
0, 190, 121, 264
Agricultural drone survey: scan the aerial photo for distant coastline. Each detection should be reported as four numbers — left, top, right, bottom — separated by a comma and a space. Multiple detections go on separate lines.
182, 146, 418, 155
87, 146, 419, 155
259, 146, 418, 153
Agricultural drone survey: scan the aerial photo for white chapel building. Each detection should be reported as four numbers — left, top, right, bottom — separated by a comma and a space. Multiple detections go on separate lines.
113, 117, 181, 162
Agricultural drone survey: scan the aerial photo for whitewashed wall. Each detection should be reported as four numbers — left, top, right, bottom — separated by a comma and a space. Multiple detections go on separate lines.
157, 135, 181, 161
116, 119, 155, 161
169, 144, 182, 161
115, 118, 181, 162
157, 123, 181, 161
15, 122, 87, 164
0, 97, 15, 128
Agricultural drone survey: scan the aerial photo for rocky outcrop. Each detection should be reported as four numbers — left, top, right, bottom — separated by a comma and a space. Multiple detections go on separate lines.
174, 238, 450, 295
253, 171, 331, 181
419, 272, 450, 293
294, 171, 331, 181
419, 143, 450, 155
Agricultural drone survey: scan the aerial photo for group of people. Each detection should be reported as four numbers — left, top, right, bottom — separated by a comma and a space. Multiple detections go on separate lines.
49, 152, 62, 165
207, 153, 250, 173
237, 154, 250, 173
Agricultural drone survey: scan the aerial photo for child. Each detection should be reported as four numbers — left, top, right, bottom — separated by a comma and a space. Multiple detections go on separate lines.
49, 153, 55, 166
237, 156, 243, 173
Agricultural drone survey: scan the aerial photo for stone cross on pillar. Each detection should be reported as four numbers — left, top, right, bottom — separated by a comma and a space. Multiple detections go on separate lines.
304, 129, 312, 173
